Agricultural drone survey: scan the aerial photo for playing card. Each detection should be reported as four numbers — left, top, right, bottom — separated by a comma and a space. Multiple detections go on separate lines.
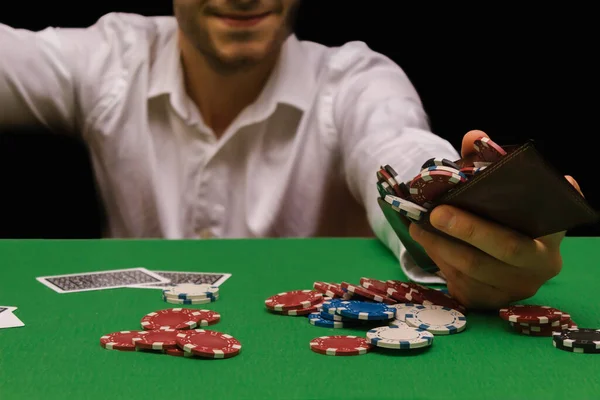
36, 267, 170, 294
0, 306, 24, 329
128, 271, 232, 289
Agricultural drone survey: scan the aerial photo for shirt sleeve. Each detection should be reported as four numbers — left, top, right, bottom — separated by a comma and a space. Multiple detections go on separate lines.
0, 14, 128, 135
331, 42, 461, 283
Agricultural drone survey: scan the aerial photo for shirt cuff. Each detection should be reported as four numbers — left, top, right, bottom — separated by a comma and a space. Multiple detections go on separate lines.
398, 245, 447, 285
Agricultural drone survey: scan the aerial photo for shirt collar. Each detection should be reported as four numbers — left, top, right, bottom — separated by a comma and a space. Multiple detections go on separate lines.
147, 27, 316, 122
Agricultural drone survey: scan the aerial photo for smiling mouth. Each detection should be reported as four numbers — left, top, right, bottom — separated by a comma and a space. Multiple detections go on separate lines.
213, 11, 273, 28
215, 11, 272, 20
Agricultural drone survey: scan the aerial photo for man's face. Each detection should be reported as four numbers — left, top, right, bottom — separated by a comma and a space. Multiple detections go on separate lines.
174, 0, 300, 73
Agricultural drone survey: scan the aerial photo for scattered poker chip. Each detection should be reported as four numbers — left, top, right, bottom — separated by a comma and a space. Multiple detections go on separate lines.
473, 136, 507, 162
405, 304, 467, 335
409, 169, 465, 207
310, 335, 372, 356
511, 321, 569, 336
269, 301, 325, 316
133, 329, 179, 350
140, 308, 208, 330
335, 300, 396, 321
499, 305, 563, 325
100, 330, 148, 351
388, 303, 419, 326
344, 283, 396, 305
319, 310, 358, 322
405, 282, 466, 313
321, 299, 346, 315
176, 329, 242, 359
164, 347, 195, 358
265, 290, 323, 311
162, 283, 219, 300
313, 282, 345, 298
308, 313, 361, 329
552, 328, 600, 353
366, 325, 434, 350
386, 281, 422, 303
163, 295, 217, 305
359, 277, 389, 296
421, 157, 461, 171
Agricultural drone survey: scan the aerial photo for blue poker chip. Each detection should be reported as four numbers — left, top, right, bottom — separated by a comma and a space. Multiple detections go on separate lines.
307, 312, 360, 329
321, 299, 346, 315
335, 300, 396, 321
319, 311, 359, 322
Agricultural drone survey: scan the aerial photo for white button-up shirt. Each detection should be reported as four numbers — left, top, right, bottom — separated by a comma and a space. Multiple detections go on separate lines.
0, 13, 459, 283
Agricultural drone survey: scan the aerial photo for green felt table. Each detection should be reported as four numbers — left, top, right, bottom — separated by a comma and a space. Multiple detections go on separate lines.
1, 237, 599, 400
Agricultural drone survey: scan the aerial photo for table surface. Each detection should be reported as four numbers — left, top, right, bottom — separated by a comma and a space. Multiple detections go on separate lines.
1, 237, 599, 400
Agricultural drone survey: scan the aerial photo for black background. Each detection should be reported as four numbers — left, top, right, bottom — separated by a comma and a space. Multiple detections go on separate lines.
0, 2, 598, 238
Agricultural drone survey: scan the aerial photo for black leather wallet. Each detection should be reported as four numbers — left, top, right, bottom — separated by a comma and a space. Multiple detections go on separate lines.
378, 139, 599, 274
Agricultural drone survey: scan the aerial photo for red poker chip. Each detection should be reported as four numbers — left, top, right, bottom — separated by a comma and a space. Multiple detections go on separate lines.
345, 283, 396, 305
268, 299, 328, 316
176, 329, 242, 359
408, 170, 464, 206
310, 335, 373, 356
359, 278, 389, 296
133, 329, 179, 350
473, 136, 507, 162
510, 321, 569, 336
313, 282, 345, 298
140, 308, 210, 330
164, 347, 196, 358
385, 280, 424, 303
405, 283, 467, 313
499, 305, 564, 324
265, 290, 323, 311
100, 330, 148, 351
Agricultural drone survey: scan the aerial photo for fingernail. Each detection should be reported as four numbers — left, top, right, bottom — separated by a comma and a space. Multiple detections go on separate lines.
432, 208, 456, 229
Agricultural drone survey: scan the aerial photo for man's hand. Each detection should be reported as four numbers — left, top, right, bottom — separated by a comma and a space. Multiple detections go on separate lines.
409, 130, 583, 310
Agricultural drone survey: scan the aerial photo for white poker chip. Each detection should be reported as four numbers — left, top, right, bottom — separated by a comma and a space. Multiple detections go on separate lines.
162, 283, 219, 300
387, 303, 419, 327
366, 325, 434, 349
383, 194, 427, 214
404, 304, 467, 335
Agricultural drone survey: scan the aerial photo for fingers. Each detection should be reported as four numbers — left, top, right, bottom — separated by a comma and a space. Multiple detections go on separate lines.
409, 223, 541, 294
411, 235, 516, 309
460, 130, 489, 158
565, 175, 583, 197
427, 205, 540, 268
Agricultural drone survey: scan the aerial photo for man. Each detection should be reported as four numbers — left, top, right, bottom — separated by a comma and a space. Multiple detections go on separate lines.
0, 0, 583, 309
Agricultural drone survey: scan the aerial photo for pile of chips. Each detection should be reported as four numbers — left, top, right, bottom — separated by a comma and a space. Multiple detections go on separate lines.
100, 283, 241, 359
161, 283, 220, 305
377, 135, 506, 222
498, 304, 600, 354
264, 278, 468, 356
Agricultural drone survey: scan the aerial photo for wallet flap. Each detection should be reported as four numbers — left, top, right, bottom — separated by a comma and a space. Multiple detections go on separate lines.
423, 140, 599, 238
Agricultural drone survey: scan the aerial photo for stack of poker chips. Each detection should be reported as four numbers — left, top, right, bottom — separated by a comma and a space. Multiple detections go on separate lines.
377, 135, 506, 221
162, 283, 219, 305
499, 305, 577, 337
